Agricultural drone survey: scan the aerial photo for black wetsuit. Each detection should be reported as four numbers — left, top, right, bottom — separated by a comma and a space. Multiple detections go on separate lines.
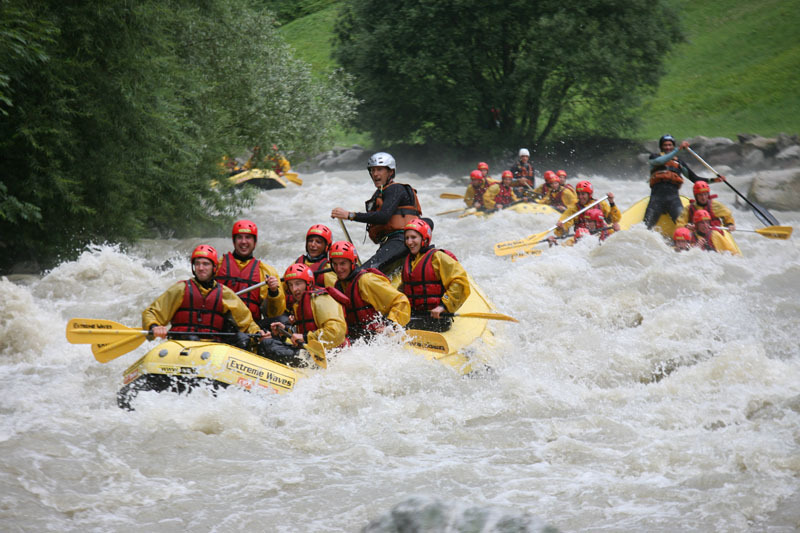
644, 150, 702, 229
353, 182, 417, 274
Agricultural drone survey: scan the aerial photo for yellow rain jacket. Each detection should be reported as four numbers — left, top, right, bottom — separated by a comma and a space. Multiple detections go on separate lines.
676, 199, 735, 228
218, 256, 288, 318
337, 271, 411, 327
403, 250, 470, 313
142, 280, 261, 334
291, 291, 348, 351
482, 183, 518, 210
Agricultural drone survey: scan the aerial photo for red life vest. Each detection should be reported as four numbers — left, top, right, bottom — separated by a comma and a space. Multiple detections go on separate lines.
365, 182, 422, 243
171, 279, 227, 333
402, 248, 458, 311
494, 185, 515, 207
650, 157, 684, 187
511, 161, 534, 179
471, 181, 491, 207
688, 196, 722, 226
335, 268, 387, 337
545, 185, 568, 211
293, 287, 350, 346
216, 252, 262, 321
294, 255, 330, 287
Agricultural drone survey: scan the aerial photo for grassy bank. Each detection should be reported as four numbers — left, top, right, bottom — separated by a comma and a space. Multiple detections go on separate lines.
280, 1, 800, 146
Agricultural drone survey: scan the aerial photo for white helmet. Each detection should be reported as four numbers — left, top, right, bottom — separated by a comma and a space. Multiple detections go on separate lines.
518, 148, 530, 157
367, 152, 396, 170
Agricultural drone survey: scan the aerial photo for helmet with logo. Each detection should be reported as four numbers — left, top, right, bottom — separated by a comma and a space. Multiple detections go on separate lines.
659, 134, 676, 151
404, 217, 432, 246
544, 170, 558, 183
306, 224, 332, 248
556, 169, 568, 179
673, 227, 694, 242
232, 219, 258, 241
477, 162, 489, 171
191, 244, 219, 269
692, 209, 711, 224
518, 148, 530, 157
328, 240, 359, 265
469, 169, 484, 182
575, 180, 593, 195
284, 263, 315, 286
367, 152, 396, 171
501, 170, 513, 180
693, 180, 710, 195
582, 208, 605, 226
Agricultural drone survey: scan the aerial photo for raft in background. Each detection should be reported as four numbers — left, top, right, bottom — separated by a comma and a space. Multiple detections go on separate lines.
228, 168, 290, 190
620, 196, 741, 254
460, 202, 561, 218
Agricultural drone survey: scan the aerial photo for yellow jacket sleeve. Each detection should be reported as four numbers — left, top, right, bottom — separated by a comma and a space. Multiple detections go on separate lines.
464, 185, 475, 207
321, 270, 338, 288
555, 204, 579, 237
307, 293, 348, 350
142, 282, 186, 330
712, 200, 735, 226
258, 261, 287, 318
532, 184, 546, 200
483, 183, 500, 210
676, 206, 690, 228
221, 285, 262, 334
357, 272, 411, 326
601, 200, 622, 224
560, 188, 578, 209
432, 251, 471, 313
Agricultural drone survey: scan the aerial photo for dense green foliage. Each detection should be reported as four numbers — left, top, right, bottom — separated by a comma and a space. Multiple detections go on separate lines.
0, 0, 355, 272
635, 0, 800, 139
333, 0, 681, 150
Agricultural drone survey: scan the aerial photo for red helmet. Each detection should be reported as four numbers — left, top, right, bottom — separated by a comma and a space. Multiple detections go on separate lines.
477, 162, 489, 171
673, 227, 694, 242
501, 170, 513, 180
574, 227, 591, 239
284, 263, 314, 286
191, 244, 219, 267
232, 219, 258, 240
544, 170, 558, 183
306, 224, 332, 247
581, 208, 605, 225
693, 209, 711, 223
576, 180, 593, 194
404, 217, 432, 246
556, 169, 568, 178
469, 169, 484, 181
328, 240, 358, 264
693, 180, 710, 195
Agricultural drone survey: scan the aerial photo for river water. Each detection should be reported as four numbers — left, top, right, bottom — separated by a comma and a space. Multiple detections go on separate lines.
1, 168, 799, 532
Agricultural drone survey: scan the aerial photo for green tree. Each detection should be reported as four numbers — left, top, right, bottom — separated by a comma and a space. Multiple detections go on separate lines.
334, 0, 681, 149
0, 0, 355, 272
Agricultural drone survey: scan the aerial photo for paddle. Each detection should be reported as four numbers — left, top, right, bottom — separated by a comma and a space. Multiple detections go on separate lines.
411, 311, 518, 322
494, 195, 609, 256
235, 267, 334, 297
338, 219, 362, 266
284, 172, 303, 186
436, 207, 469, 216
405, 329, 450, 356
731, 225, 793, 240
686, 147, 779, 227
439, 192, 464, 199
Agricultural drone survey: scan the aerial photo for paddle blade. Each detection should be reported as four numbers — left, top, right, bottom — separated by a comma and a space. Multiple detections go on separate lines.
303, 339, 327, 368
285, 172, 302, 186
455, 312, 519, 322
92, 335, 147, 363
458, 208, 478, 218
756, 225, 793, 239
439, 192, 464, 199
405, 329, 451, 357
436, 208, 468, 216
66, 318, 143, 344
494, 229, 552, 256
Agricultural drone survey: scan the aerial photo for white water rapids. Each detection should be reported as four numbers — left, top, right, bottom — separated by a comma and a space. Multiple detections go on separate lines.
1, 168, 799, 532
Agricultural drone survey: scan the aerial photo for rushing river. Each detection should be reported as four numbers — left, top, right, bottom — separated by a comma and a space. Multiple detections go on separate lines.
2, 167, 799, 532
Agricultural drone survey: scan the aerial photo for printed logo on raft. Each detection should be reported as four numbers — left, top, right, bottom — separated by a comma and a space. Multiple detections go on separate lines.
226, 357, 295, 389
406, 339, 448, 354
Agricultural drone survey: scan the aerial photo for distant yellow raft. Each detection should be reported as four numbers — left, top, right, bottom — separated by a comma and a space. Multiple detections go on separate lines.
228, 168, 289, 190
461, 202, 561, 218
620, 196, 741, 254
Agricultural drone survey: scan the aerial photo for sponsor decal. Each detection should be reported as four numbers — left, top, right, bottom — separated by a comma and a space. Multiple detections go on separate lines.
226, 357, 296, 388
407, 339, 447, 354
74, 322, 112, 330
123, 368, 141, 385
237, 377, 254, 390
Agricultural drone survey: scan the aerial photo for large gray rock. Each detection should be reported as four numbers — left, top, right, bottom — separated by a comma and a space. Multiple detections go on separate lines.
362, 496, 558, 533
748, 168, 800, 210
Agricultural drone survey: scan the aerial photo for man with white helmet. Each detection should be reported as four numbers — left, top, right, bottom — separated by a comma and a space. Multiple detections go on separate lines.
331, 152, 422, 274
509, 147, 535, 198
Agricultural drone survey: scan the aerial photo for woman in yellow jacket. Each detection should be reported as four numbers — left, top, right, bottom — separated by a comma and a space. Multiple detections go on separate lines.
483, 170, 518, 210
401, 218, 470, 332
